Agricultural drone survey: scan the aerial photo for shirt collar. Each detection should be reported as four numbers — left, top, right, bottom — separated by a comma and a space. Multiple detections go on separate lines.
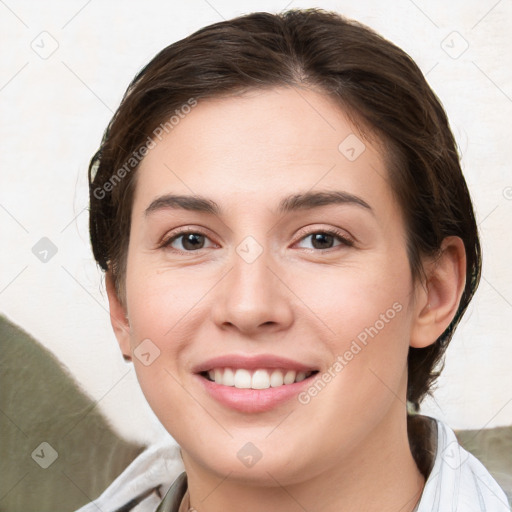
155, 471, 187, 512
155, 417, 510, 512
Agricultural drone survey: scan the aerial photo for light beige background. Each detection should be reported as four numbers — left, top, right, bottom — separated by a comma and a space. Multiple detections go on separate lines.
1, 0, 511, 444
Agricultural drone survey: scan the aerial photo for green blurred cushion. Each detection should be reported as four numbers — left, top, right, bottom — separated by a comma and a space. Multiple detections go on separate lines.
0, 315, 144, 512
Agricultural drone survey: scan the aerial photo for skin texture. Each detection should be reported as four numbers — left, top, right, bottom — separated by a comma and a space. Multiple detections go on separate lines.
106, 86, 466, 512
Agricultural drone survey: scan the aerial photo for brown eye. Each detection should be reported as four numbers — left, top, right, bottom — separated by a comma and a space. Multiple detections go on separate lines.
296, 230, 354, 251
163, 231, 214, 251
310, 232, 336, 249
180, 233, 206, 250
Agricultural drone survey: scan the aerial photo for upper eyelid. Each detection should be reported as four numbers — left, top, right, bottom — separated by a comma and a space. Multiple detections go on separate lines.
160, 225, 214, 243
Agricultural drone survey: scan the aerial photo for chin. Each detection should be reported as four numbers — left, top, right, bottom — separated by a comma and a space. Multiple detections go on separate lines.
181, 435, 316, 487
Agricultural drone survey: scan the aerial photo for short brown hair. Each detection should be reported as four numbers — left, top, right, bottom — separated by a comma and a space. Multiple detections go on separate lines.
89, 8, 481, 414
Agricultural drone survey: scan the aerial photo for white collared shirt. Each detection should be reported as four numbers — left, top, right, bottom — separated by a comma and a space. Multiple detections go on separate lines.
414, 418, 510, 511
75, 417, 510, 512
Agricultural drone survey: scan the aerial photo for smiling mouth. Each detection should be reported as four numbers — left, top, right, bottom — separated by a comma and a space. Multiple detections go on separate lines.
200, 368, 319, 390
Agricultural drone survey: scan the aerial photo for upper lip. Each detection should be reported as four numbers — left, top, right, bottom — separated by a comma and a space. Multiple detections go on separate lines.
192, 354, 318, 373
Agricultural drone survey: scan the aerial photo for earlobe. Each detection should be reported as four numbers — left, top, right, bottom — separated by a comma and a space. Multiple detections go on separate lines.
105, 272, 132, 360
410, 236, 466, 349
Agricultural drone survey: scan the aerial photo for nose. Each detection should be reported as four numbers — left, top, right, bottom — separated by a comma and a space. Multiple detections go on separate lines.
211, 244, 294, 336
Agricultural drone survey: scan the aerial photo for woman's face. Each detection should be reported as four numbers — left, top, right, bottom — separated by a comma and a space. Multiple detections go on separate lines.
119, 86, 421, 485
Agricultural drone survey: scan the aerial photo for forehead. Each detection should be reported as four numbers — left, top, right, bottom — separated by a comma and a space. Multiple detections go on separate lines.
133, 86, 396, 218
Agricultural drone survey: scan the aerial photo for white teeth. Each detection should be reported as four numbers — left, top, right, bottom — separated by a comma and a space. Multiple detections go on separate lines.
207, 368, 312, 389
251, 369, 270, 389
234, 369, 252, 389
283, 370, 296, 385
223, 367, 235, 386
295, 371, 307, 382
269, 370, 284, 387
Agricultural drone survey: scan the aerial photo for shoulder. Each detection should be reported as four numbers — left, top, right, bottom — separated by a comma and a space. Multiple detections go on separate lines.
416, 415, 510, 511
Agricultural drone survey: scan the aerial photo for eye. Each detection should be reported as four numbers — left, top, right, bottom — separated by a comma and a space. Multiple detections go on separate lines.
295, 229, 354, 250
160, 228, 353, 253
161, 230, 216, 252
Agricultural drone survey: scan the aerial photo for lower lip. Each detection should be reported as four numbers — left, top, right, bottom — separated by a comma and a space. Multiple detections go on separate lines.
196, 374, 315, 413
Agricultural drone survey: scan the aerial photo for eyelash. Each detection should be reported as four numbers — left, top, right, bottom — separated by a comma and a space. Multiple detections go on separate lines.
296, 228, 355, 250
160, 227, 354, 253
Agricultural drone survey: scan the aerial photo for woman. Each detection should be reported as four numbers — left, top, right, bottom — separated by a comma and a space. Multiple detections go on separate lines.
80, 8, 510, 512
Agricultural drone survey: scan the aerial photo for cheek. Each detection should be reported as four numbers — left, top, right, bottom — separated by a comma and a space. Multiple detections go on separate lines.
291, 250, 412, 345
290, 265, 413, 462
290, 250, 414, 404
123, 255, 222, 418
125, 253, 208, 343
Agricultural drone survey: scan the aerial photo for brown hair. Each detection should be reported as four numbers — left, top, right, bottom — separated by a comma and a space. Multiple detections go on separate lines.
88, 8, 481, 473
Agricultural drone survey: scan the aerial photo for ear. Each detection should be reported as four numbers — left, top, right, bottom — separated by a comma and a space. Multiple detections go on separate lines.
410, 236, 467, 349
105, 272, 132, 360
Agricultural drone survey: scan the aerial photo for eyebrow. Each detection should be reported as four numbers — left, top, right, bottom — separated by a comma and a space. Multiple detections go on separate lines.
144, 190, 373, 217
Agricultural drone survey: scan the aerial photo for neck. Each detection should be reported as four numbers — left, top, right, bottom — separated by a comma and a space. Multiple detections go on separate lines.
182, 407, 425, 512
